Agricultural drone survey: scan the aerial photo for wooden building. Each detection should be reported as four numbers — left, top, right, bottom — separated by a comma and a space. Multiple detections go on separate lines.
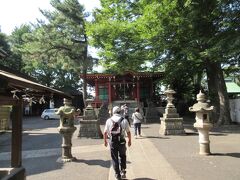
0, 65, 71, 179
81, 71, 164, 108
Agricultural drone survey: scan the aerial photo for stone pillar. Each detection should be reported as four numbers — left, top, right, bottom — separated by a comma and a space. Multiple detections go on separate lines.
189, 91, 214, 155
0, 106, 11, 131
56, 98, 79, 162
145, 101, 159, 123
78, 100, 103, 138
159, 87, 185, 135
58, 126, 77, 162
98, 103, 110, 124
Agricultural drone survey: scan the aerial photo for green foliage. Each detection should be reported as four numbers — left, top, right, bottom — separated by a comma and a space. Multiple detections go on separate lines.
88, 0, 151, 73
0, 32, 12, 67
17, 0, 95, 90
90, 0, 239, 92
90, 0, 239, 122
0, 32, 10, 53
8, 24, 32, 72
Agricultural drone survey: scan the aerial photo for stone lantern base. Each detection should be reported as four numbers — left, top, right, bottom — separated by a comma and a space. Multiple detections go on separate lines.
57, 126, 77, 162
194, 122, 213, 155
160, 118, 185, 135
159, 107, 185, 135
78, 120, 103, 138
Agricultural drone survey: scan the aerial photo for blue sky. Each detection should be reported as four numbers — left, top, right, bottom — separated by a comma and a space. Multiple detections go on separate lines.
0, 0, 100, 35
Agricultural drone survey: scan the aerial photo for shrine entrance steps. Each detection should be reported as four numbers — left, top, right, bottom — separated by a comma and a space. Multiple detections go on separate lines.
111, 100, 140, 116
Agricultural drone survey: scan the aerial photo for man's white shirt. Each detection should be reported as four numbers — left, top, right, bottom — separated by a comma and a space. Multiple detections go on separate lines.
104, 114, 130, 137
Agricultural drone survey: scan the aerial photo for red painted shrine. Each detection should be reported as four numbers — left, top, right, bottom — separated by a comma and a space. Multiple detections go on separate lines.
81, 71, 164, 108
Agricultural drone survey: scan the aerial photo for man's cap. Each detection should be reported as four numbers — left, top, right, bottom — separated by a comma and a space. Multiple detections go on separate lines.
121, 104, 128, 110
112, 106, 121, 114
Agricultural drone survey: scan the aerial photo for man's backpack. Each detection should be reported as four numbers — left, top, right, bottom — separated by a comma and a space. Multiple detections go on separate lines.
110, 117, 125, 143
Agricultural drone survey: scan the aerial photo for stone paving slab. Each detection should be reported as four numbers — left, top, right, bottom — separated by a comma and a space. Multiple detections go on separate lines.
143, 123, 240, 180
0, 144, 106, 161
108, 128, 183, 180
109, 123, 240, 180
0, 117, 111, 180
26, 150, 110, 180
129, 135, 182, 180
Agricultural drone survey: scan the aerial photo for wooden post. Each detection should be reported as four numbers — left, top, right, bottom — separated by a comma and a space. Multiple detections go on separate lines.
150, 78, 153, 97
95, 79, 99, 100
11, 99, 23, 167
108, 78, 112, 103
137, 78, 140, 102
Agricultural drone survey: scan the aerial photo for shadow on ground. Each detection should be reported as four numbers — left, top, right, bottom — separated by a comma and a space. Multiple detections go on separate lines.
185, 132, 227, 136
140, 126, 150, 129
24, 156, 63, 176
143, 136, 170, 139
212, 152, 240, 158
133, 178, 156, 180
74, 159, 110, 168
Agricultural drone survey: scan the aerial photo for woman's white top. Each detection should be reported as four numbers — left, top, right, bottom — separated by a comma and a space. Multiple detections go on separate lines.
132, 112, 143, 124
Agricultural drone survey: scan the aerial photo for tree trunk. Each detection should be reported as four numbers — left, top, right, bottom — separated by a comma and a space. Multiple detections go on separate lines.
82, 39, 88, 108
206, 61, 231, 125
82, 68, 87, 106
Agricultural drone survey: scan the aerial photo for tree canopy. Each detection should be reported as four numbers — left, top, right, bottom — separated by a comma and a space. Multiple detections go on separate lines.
1, 0, 239, 124
15, 0, 95, 99
89, 0, 240, 124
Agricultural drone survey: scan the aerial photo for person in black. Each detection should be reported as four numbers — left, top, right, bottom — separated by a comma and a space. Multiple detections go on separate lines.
104, 106, 131, 180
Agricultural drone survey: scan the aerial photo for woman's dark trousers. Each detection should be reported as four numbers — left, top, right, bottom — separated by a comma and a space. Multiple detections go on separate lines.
134, 123, 141, 136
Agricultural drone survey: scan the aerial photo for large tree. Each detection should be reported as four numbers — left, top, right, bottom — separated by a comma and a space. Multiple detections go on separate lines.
89, 0, 240, 125
21, 0, 95, 101
139, 0, 239, 125
88, 0, 151, 73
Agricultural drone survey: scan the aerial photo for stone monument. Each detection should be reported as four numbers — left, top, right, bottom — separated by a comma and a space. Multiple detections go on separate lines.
98, 102, 110, 124
78, 100, 103, 138
189, 91, 214, 155
56, 98, 80, 162
159, 87, 185, 135
144, 100, 159, 123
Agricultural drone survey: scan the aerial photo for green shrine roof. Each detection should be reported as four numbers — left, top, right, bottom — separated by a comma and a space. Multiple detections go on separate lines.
226, 81, 240, 94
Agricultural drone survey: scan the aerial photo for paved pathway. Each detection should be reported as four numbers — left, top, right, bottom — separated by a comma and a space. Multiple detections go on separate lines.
1, 117, 240, 180
108, 131, 183, 180
108, 123, 240, 180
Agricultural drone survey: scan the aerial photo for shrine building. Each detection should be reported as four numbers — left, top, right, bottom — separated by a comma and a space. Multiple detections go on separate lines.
80, 71, 164, 109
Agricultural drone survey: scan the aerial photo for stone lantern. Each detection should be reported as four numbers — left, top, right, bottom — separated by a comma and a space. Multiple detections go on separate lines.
159, 86, 185, 135
56, 98, 80, 162
78, 99, 103, 138
189, 91, 214, 155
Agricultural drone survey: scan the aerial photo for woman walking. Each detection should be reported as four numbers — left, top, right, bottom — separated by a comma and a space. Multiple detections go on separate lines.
132, 108, 143, 138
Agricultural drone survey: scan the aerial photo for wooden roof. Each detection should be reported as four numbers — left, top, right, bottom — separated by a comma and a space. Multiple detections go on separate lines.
0, 67, 71, 104
80, 71, 164, 86
81, 71, 164, 79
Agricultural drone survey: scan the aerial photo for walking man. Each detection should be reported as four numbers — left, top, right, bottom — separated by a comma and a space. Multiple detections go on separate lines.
104, 106, 131, 180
